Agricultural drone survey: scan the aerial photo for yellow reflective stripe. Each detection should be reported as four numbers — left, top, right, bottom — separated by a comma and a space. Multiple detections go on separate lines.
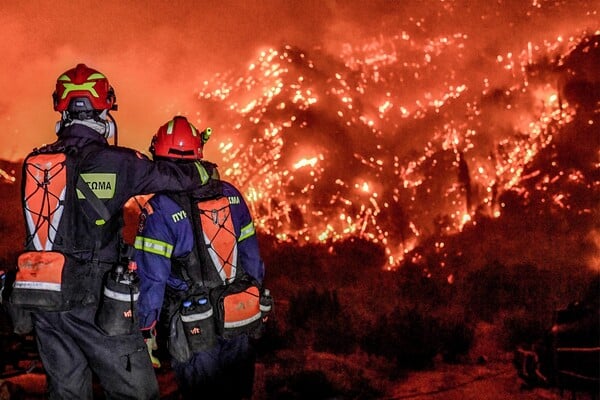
95, 219, 105, 226
194, 162, 209, 184
61, 82, 99, 99
134, 236, 173, 258
166, 119, 175, 134
239, 221, 255, 242
87, 72, 106, 80
58, 74, 72, 82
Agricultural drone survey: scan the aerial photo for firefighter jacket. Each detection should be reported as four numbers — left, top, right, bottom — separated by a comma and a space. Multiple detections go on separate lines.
21, 124, 216, 307
134, 181, 265, 329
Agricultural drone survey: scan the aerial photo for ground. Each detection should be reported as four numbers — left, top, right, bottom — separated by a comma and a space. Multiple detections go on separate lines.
2, 359, 596, 400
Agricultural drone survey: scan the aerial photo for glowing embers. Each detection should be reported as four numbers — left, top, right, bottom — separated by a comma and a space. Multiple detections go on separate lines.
192, 27, 594, 269
0, 167, 16, 183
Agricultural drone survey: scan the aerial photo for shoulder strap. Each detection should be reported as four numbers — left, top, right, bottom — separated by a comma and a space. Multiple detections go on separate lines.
168, 192, 232, 290
76, 176, 111, 225
168, 193, 207, 288
74, 143, 113, 225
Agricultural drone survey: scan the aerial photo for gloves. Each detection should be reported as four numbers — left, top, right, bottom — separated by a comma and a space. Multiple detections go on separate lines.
142, 328, 161, 369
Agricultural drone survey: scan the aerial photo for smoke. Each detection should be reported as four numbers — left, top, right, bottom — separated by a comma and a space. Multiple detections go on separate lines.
0, 0, 338, 159
0, 1, 596, 162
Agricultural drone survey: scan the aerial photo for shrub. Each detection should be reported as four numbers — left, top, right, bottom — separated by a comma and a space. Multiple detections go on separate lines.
438, 317, 475, 363
362, 306, 440, 370
265, 370, 338, 399
500, 308, 550, 350
464, 261, 508, 322
287, 288, 357, 354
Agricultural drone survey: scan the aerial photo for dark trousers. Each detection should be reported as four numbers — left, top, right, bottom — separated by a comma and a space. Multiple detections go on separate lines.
172, 334, 255, 399
33, 304, 159, 400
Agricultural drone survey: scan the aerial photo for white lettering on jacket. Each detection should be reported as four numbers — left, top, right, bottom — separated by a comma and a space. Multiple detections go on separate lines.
171, 210, 187, 223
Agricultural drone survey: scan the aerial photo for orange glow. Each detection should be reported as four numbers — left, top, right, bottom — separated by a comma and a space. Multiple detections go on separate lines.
1, 2, 597, 270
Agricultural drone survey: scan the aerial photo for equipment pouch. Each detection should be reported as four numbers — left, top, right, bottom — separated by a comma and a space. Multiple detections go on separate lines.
168, 311, 193, 363
10, 251, 65, 310
211, 279, 263, 339
5, 303, 33, 335
179, 294, 217, 353
96, 266, 139, 336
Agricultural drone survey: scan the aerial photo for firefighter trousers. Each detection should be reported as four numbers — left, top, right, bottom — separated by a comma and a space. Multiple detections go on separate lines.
32, 304, 159, 400
172, 334, 256, 399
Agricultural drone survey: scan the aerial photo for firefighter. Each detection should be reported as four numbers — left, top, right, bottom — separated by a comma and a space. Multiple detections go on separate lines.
134, 116, 267, 399
9, 64, 218, 400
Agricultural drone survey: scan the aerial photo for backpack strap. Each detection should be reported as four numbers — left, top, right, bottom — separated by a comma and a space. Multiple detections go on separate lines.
33, 141, 110, 224
75, 176, 111, 225
169, 193, 207, 289
168, 191, 230, 290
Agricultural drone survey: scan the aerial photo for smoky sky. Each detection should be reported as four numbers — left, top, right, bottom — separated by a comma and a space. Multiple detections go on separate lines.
0, 0, 338, 159
0, 0, 597, 161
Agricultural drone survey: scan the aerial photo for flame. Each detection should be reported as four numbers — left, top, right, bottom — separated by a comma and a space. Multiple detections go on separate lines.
198, 28, 597, 269
0, 168, 16, 183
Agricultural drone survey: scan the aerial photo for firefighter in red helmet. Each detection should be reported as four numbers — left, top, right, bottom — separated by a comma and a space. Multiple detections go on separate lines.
7, 64, 218, 400
53, 63, 118, 137
135, 116, 270, 399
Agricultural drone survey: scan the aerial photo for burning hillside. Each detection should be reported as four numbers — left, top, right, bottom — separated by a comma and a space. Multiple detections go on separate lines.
189, 29, 599, 268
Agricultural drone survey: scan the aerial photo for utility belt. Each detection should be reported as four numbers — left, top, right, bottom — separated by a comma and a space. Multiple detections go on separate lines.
168, 278, 272, 363
8, 250, 138, 336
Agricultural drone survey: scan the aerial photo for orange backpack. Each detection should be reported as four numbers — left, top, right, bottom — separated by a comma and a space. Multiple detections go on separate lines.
196, 196, 262, 338
12, 146, 110, 310
172, 194, 263, 339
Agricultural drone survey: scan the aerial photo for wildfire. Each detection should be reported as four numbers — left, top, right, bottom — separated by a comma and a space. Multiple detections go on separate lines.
189, 8, 597, 269
191, 27, 596, 266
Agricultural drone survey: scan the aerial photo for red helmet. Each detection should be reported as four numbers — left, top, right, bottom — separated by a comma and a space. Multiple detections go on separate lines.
53, 64, 117, 112
150, 116, 204, 159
